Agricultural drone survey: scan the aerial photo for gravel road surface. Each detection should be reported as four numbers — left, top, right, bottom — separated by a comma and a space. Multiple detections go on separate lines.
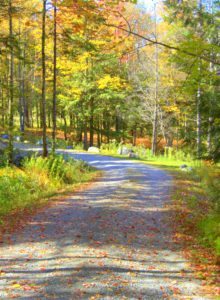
0, 151, 209, 299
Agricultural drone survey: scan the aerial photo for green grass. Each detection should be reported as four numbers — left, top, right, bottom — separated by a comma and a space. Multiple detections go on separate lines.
0, 155, 98, 223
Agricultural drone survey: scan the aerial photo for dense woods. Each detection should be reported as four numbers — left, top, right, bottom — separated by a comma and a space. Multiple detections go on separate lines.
0, 2, 219, 296
0, 0, 219, 160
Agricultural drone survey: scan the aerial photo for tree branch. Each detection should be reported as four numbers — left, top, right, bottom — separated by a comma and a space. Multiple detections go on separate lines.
105, 23, 220, 66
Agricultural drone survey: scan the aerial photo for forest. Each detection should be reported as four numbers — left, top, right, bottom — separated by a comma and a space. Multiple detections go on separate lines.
0, 0, 219, 161
0, 1, 219, 298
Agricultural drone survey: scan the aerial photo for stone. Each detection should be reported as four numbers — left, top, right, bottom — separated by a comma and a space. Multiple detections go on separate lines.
88, 147, 100, 153
180, 164, 188, 169
117, 146, 130, 155
180, 164, 193, 172
128, 152, 139, 159
14, 136, 21, 142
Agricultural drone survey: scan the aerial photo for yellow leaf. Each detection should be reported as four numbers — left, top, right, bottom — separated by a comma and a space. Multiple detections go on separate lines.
12, 283, 22, 289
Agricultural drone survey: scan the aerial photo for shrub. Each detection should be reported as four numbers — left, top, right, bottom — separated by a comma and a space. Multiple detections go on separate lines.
0, 155, 95, 221
199, 214, 220, 256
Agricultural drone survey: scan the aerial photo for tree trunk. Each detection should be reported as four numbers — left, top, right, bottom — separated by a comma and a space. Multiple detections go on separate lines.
63, 114, 67, 141
41, 0, 48, 157
151, 3, 159, 156
8, 0, 14, 163
52, 0, 57, 154
89, 98, 94, 147
132, 126, 137, 146
18, 24, 25, 138
83, 120, 88, 150
97, 117, 101, 148
1, 79, 5, 127
196, 0, 203, 159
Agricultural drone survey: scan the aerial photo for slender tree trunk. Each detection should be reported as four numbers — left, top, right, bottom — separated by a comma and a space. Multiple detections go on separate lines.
76, 117, 82, 142
63, 114, 67, 141
151, 3, 159, 156
1, 79, 5, 127
69, 113, 74, 129
97, 117, 101, 148
196, 0, 202, 159
207, 1, 214, 156
196, 85, 202, 158
36, 102, 40, 128
52, 0, 57, 154
18, 60, 25, 136
89, 98, 94, 147
83, 120, 88, 150
132, 126, 137, 146
41, 0, 48, 157
8, 0, 14, 163
18, 23, 25, 138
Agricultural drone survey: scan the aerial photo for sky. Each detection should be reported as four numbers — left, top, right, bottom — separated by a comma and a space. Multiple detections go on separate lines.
138, 0, 161, 12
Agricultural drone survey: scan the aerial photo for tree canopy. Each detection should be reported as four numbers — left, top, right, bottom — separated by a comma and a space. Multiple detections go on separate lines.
0, 0, 219, 160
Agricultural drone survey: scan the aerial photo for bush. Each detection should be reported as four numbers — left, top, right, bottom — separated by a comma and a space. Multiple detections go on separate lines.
100, 141, 119, 154
23, 155, 94, 185
0, 173, 30, 216
0, 155, 95, 220
196, 166, 220, 212
199, 214, 220, 256
188, 165, 220, 256
73, 142, 84, 151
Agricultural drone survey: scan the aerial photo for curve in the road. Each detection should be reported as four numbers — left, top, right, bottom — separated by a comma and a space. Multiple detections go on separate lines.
0, 152, 208, 299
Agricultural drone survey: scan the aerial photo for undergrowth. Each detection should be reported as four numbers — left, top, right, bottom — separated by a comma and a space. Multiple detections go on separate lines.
172, 165, 220, 259
195, 166, 220, 257
0, 155, 96, 222
100, 141, 198, 167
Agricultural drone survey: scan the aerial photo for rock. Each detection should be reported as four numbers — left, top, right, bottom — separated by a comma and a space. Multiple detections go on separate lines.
14, 136, 21, 142
117, 146, 130, 155
180, 164, 193, 172
128, 152, 139, 159
180, 164, 188, 170
88, 147, 100, 153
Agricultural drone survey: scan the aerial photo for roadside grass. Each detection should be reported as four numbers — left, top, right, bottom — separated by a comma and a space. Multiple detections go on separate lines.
0, 155, 99, 234
168, 166, 220, 294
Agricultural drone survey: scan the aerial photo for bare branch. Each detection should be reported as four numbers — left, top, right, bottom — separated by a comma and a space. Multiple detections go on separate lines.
105, 23, 220, 66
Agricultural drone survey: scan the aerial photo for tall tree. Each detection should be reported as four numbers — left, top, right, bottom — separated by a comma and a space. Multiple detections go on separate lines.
8, 0, 14, 163
52, 0, 57, 154
41, 0, 48, 157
